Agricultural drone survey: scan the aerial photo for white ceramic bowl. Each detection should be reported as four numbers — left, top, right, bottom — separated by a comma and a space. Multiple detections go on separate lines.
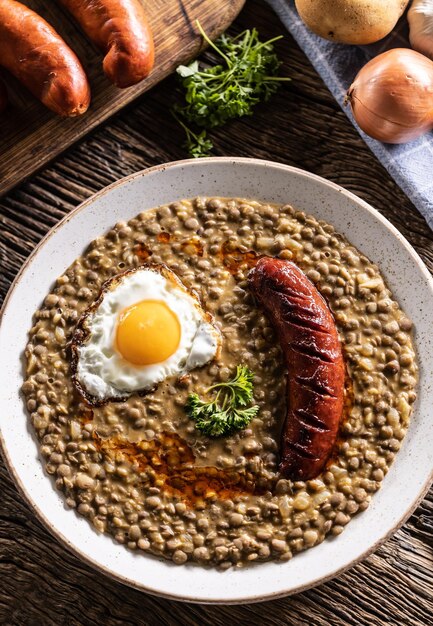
1, 158, 433, 604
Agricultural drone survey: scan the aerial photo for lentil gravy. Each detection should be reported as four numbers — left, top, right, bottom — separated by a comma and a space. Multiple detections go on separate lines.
22, 197, 417, 568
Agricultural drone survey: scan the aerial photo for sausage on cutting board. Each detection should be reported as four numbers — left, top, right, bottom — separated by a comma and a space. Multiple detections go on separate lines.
0, 0, 90, 116
60, 0, 155, 88
249, 257, 345, 481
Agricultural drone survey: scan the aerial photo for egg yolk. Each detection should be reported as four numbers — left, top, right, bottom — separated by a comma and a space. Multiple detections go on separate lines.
116, 300, 181, 365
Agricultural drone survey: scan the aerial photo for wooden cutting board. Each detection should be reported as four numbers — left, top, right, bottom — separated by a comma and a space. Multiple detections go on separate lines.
0, 0, 245, 195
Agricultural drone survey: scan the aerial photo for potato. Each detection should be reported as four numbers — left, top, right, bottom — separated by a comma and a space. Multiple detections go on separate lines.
294, 0, 410, 45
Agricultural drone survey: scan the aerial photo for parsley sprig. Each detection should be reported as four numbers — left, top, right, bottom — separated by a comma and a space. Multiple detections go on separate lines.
185, 365, 259, 437
174, 22, 290, 157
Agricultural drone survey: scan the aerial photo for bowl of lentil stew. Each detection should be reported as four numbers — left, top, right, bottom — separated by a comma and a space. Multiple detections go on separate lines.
1, 158, 433, 603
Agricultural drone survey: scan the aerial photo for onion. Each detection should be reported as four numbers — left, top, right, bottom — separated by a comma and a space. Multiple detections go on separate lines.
409, 0, 433, 61
346, 48, 433, 144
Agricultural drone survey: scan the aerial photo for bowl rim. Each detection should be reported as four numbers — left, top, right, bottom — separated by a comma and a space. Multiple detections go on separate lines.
1, 156, 432, 604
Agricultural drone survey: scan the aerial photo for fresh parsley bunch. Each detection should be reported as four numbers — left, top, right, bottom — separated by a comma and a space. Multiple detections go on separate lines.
174, 22, 290, 158
185, 365, 259, 437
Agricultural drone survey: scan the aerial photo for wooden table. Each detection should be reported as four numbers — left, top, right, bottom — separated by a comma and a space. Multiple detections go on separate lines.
1, 1, 432, 623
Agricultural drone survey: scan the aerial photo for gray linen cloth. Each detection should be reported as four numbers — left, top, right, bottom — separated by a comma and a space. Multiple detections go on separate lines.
266, 0, 433, 229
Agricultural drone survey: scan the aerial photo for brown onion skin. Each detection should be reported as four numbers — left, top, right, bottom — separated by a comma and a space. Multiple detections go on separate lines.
347, 48, 433, 143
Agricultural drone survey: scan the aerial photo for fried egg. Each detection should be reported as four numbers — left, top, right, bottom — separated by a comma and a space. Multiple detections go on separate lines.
71, 265, 221, 404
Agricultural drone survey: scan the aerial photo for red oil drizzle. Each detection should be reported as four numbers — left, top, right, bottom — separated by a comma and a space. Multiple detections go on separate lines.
135, 233, 205, 261
134, 243, 153, 261
93, 431, 268, 507
181, 238, 204, 257
219, 241, 263, 275
157, 232, 171, 243
81, 408, 94, 424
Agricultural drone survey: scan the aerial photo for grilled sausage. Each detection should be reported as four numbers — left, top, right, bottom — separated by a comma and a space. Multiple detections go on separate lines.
60, 0, 155, 88
0, 0, 90, 116
0, 79, 7, 113
249, 257, 345, 481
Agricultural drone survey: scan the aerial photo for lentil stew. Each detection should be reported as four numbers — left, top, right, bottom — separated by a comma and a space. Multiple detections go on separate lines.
22, 197, 418, 568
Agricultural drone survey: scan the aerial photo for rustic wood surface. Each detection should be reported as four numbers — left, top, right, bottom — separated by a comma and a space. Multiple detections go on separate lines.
0, 0, 432, 623
0, 0, 245, 195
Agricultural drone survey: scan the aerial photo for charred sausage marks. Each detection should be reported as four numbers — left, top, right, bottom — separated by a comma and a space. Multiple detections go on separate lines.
249, 257, 345, 480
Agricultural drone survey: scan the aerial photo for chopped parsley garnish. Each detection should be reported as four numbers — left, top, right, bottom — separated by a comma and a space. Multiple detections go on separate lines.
185, 365, 259, 437
174, 21, 290, 157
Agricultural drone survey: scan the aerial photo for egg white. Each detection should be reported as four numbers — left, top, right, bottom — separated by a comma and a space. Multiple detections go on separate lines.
74, 267, 220, 402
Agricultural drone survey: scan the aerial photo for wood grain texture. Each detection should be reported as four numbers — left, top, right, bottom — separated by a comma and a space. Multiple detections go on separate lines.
0, 0, 245, 195
0, 0, 432, 623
